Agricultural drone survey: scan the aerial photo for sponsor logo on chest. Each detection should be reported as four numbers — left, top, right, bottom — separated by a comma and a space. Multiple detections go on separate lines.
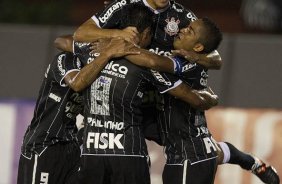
102, 61, 128, 78
86, 132, 124, 149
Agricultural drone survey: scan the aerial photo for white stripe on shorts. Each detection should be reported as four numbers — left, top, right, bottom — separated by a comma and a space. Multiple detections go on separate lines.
32, 154, 38, 184
182, 160, 188, 184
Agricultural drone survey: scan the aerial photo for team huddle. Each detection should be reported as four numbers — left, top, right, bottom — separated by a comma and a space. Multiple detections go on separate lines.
17, 0, 280, 184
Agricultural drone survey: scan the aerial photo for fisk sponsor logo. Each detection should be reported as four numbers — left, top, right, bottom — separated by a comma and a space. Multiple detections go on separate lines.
99, 0, 127, 23
86, 132, 124, 149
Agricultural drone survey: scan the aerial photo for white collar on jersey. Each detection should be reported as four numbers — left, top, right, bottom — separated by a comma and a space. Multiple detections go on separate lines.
142, 0, 171, 14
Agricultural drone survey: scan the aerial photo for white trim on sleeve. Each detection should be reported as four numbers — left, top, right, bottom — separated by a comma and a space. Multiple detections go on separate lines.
59, 69, 80, 87
92, 16, 101, 28
160, 80, 183, 94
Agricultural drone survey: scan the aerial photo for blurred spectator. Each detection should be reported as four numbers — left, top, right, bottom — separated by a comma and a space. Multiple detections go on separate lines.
241, 0, 282, 32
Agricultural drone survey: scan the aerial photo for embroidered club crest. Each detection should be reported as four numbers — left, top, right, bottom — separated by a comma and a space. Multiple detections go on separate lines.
165, 17, 180, 36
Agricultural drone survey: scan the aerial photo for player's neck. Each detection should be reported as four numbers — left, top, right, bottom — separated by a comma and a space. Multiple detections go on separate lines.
144, 0, 170, 12
145, 0, 157, 9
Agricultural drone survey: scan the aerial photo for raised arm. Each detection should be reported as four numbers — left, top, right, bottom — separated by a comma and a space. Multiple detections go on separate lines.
59, 38, 178, 82
64, 38, 140, 92
74, 19, 138, 43
64, 53, 111, 92
54, 35, 73, 52
87, 40, 175, 73
125, 48, 175, 73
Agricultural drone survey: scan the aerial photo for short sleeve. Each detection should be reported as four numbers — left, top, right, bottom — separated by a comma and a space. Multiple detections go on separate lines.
141, 69, 182, 93
51, 52, 81, 87
73, 41, 94, 66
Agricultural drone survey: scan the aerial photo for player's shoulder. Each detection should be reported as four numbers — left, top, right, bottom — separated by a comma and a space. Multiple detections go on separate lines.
170, 0, 186, 12
52, 52, 80, 71
169, 0, 197, 20
53, 52, 74, 65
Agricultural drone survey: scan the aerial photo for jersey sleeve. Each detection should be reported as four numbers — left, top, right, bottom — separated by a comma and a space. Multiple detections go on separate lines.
141, 69, 182, 94
51, 52, 81, 87
92, 0, 130, 28
170, 56, 208, 90
73, 41, 94, 66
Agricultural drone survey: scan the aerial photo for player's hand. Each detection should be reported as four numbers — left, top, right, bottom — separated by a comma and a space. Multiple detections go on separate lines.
171, 49, 202, 63
89, 38, 111, 55
118, 26, 139, 44
101, 37, 140, 58
197, 87, 219, 109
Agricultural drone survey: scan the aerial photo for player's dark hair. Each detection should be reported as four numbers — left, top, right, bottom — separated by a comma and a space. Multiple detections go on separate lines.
199, 17, 223, 53
120, 4, 155, 33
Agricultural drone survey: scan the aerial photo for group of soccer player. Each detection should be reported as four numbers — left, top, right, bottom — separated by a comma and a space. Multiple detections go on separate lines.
17, 0, 280, 184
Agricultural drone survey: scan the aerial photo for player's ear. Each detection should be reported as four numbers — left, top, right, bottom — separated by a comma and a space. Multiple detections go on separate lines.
193, 43, 204, 52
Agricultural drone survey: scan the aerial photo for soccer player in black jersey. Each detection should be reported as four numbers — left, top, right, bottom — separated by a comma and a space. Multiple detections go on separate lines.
17, 37, 140, 184
119, 18, 280, 184
17, 52, 83, 184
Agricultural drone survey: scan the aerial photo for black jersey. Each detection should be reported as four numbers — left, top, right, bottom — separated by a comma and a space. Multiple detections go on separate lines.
82, 58, 181, 156
160, 57, 217, 164
21, 52, 84, 158
92, 0, 197, 55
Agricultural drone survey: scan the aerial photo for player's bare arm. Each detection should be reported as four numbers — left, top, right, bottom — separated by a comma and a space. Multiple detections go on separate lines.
125, 48, 175, 73
64, 38, 140, 92
73, 19, 139, 43
54, 35, 73, 52
86, 39, 174, 73
167, 83, 218, 111
89, 40, 220, 73
54, 25, 139, 51
171, 49, 222, 70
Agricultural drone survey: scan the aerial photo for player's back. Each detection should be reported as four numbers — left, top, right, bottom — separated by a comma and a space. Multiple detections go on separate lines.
83, 58, 151, 156
160, 58, 216, 163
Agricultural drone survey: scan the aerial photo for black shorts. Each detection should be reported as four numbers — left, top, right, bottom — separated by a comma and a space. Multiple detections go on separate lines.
17, 141, 80, 184
162, 158, 217, 184
78, 155, 150, 184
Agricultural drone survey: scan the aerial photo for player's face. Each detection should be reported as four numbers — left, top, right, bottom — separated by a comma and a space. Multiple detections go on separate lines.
173, 19, 205, 52
147, 0, 170, 9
